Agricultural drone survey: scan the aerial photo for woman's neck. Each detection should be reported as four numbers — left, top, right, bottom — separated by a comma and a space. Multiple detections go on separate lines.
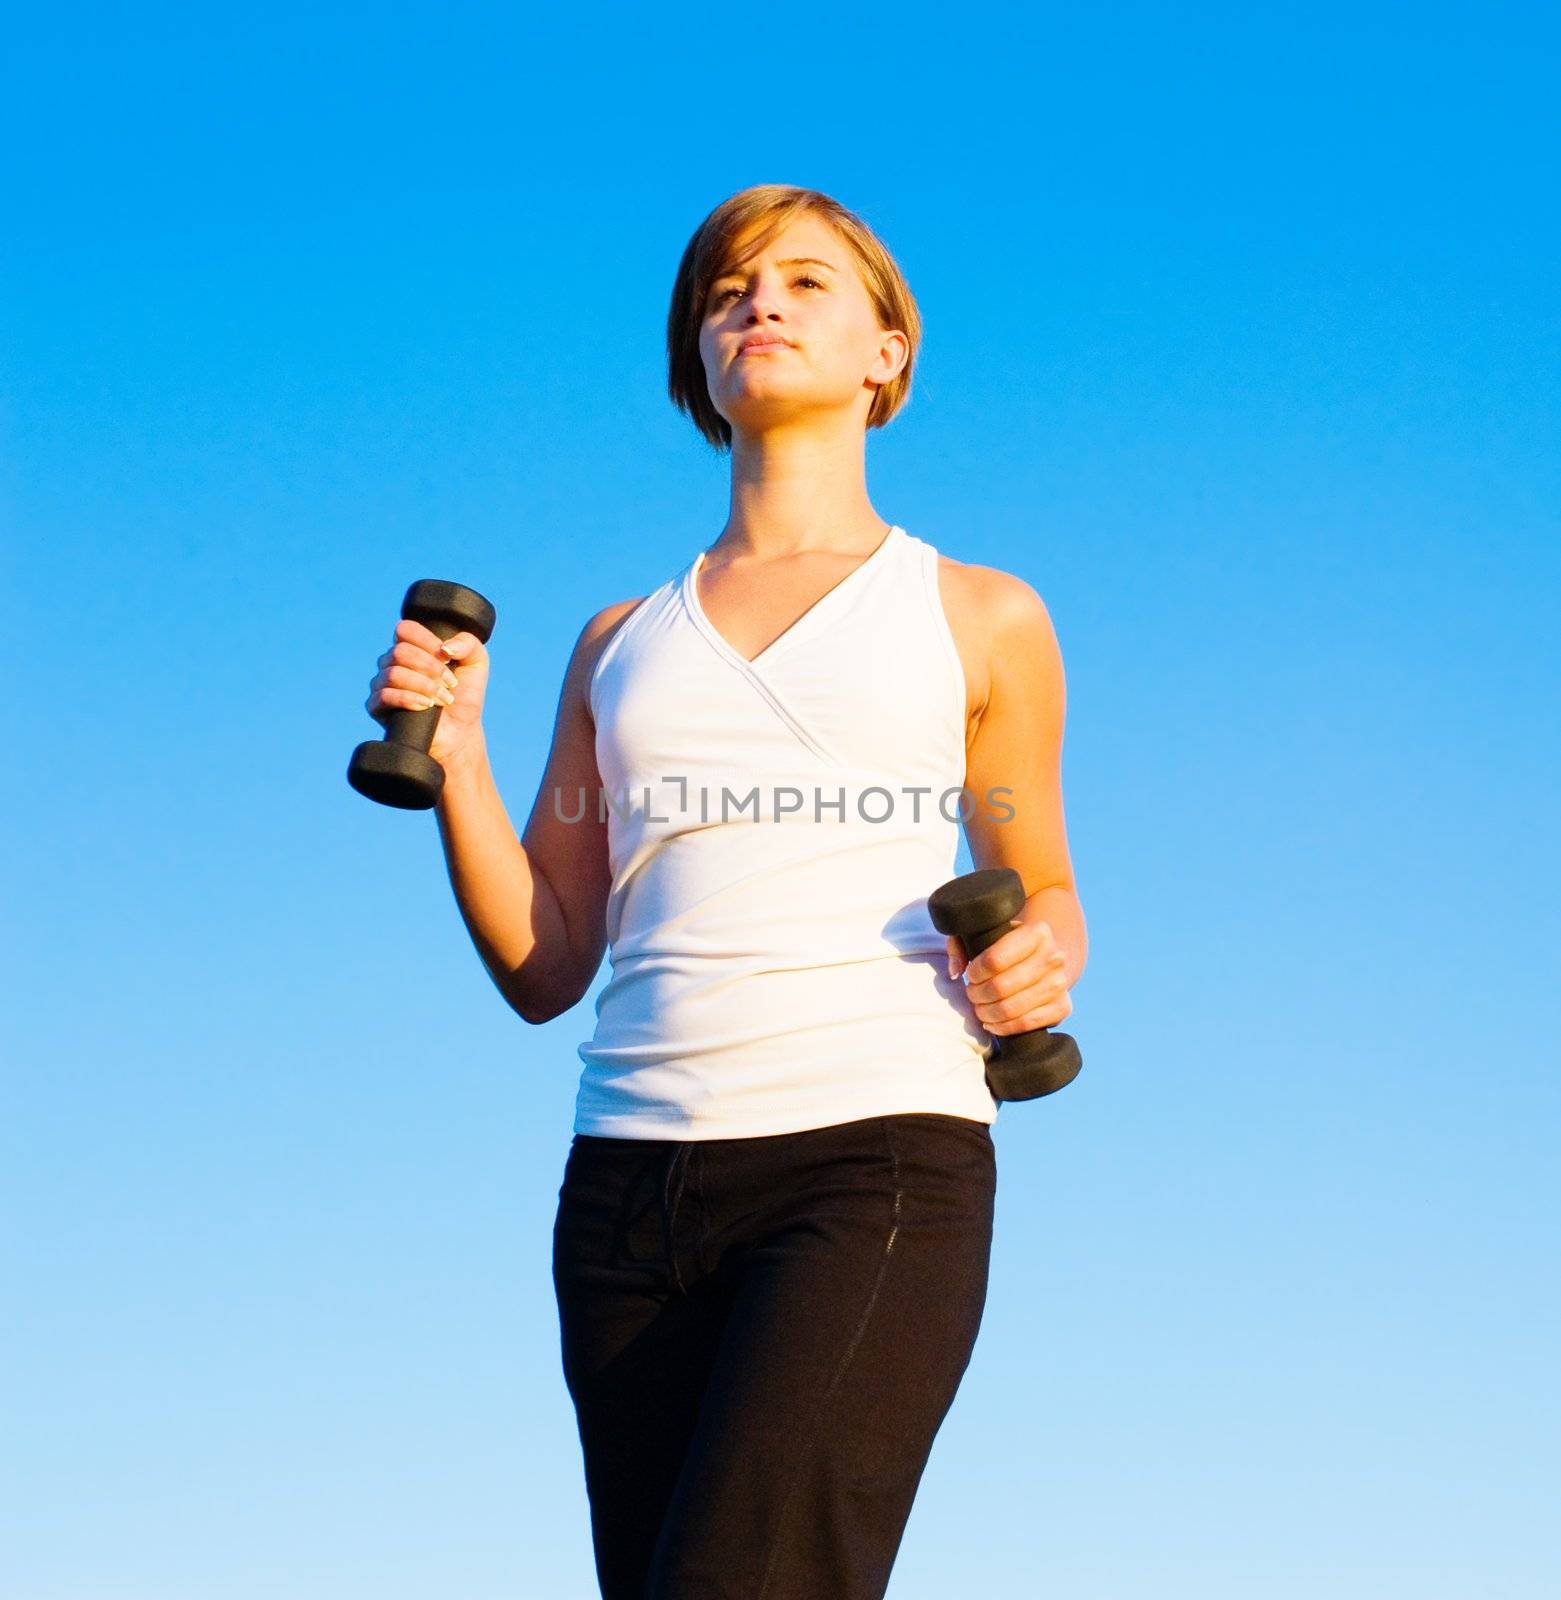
715, 421, 889, 562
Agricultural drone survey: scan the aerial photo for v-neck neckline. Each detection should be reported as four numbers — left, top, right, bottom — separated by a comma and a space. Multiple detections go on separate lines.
683, 524, 902, 673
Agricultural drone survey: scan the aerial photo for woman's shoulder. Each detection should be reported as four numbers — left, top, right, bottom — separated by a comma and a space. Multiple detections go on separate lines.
554, 594, 652, 718
583, 593, 650, 644
933, 552, 1058, 739
934, 550, 1051, 627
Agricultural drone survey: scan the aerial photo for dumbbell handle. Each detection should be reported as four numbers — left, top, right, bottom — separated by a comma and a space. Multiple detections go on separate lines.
928, 867, 1084, 1103
376, 630, 456, 761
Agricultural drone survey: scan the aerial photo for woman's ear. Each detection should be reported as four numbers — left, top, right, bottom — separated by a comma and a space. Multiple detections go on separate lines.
868, 328, 910, 387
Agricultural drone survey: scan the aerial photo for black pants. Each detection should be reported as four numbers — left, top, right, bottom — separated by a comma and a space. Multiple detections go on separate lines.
551, 1112, 997, 1600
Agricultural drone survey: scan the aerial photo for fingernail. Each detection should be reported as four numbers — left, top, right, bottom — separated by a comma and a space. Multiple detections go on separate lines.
442, 668, 458, 689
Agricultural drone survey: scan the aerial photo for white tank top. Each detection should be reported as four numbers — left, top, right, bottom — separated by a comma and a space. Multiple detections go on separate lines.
572, 523, 997, 1139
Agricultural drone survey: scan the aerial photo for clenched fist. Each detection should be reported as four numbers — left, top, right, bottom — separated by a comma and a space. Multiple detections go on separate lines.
947, 917, 1072, 1035
365, 618, 490, 770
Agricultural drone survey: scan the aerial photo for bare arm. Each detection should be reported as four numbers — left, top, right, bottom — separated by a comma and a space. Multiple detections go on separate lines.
952, 569, 1087, 1025
432, 599, 640, 1025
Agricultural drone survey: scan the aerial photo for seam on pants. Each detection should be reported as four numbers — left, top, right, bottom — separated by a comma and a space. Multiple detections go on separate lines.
690, 1141, 708, 1281
754, 1119, 903, 1600
661, 1144, 692, 1297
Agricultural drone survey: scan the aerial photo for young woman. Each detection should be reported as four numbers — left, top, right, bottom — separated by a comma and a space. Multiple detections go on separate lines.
366, 184, 1086, 1600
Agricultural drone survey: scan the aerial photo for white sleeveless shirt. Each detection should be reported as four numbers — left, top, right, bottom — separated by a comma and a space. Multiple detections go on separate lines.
572, 523, 997, 1139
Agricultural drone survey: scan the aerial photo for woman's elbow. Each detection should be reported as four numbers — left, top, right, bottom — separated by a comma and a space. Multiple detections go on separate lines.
505, 961, 598, 1026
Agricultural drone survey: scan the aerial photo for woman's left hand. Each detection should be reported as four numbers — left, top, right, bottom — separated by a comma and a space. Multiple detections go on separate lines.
947, 919, 1072, 1035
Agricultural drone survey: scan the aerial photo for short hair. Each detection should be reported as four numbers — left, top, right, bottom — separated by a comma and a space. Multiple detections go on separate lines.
666, 184, 922, 451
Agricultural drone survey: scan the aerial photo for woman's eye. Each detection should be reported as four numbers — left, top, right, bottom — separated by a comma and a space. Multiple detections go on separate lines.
710, 277, 823, 309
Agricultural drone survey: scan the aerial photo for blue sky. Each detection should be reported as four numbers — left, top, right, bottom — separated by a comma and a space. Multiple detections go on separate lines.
4, 4, 1558, 1596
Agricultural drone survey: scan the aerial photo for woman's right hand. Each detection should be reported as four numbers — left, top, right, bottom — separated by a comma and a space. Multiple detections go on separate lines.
365, 618, 490, 769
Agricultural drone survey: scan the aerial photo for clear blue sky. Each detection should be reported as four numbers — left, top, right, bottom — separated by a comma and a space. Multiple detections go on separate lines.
4, 4, 1558, 1597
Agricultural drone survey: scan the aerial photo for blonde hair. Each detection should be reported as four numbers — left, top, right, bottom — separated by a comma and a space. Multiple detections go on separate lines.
666, 184, 922, 451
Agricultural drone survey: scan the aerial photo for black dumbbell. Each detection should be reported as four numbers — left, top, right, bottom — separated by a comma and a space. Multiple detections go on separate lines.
928, 866, 1083, 1102
347, 579, 497, 811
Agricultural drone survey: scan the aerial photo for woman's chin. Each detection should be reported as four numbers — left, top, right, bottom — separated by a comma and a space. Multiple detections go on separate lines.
722, 389, 854, 434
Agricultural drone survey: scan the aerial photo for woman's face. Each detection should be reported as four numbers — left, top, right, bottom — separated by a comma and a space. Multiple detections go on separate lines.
698, 211, 907, 440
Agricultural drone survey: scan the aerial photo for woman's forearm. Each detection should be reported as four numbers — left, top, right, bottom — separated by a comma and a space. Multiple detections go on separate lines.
432, 735, 575, 1024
